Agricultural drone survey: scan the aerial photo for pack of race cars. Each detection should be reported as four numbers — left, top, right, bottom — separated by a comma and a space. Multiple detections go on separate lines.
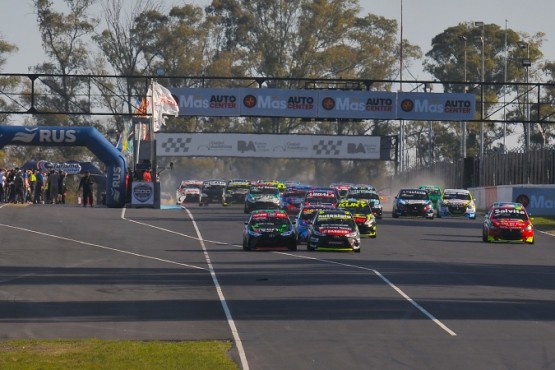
177, 179, 536, 249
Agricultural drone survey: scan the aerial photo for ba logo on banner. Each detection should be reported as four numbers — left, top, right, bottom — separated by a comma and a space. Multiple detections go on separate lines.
238, 140, 256, 153
347, 143, 366, 154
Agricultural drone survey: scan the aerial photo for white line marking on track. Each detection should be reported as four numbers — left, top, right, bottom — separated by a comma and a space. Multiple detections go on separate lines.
122, 208, 250, 370
145, 216, 458, 338
0, 222, 208, 272
273, 251, 458, 336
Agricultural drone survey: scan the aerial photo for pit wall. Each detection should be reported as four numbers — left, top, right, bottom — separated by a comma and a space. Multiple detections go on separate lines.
469, 185, 555, 216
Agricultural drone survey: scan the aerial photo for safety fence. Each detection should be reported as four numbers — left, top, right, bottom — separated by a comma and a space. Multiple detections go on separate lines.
392, 147, 555, 191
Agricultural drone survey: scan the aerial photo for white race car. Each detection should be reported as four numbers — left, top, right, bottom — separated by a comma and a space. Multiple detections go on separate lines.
437, 188, 477, 219
176, 180, 203, 204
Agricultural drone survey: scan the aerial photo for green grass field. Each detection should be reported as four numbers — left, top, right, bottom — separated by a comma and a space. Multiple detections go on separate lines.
0, 339, 239, 370
533, 216, 555, 234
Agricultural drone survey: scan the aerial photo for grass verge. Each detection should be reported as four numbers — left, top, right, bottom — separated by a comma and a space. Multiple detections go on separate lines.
0, 339, 239, 370
533, 216, 555, 235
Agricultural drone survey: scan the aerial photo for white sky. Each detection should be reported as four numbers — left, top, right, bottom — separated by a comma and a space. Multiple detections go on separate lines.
0, 0, 553, 79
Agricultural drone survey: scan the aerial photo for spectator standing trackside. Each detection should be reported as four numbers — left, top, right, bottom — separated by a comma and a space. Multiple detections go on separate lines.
142, 169, 152, 182
58, 170, 66, 204
0, 168, 5, 202
34, 170, 44, 204
47, 170, 60, 204
78, 171, 94, 207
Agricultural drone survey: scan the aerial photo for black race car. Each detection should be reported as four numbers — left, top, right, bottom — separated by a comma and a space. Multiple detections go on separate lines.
242, 210, 297, 251
244, 185, 282, 213
392, 188, 434, 219
222, 179, 251, 206
307, 209, 361, 252
199, 179, 226, 206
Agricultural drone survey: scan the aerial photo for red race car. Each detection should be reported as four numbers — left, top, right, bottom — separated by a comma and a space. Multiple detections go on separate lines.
482, 202, 534, 244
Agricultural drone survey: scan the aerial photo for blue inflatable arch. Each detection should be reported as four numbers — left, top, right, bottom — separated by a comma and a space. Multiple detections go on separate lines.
0, 126, 127, 208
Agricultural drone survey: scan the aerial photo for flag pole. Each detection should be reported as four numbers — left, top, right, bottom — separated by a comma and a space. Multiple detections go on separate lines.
149, 78, 155, 173
149, 78, 159, 208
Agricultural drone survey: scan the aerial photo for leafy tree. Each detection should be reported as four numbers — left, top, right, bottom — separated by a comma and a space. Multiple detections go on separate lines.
0, 39, 19, 123
29, 0, 102, 162
424, 22, 546, 156
0, 38, 18, 166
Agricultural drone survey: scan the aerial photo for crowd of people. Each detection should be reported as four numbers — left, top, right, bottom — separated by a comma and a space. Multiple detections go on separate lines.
0, 167, 69, 205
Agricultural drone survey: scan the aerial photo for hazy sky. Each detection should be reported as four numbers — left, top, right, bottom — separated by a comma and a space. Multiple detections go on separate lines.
0, 0, 553, 80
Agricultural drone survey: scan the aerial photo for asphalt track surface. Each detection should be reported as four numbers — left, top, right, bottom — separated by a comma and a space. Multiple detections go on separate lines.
1, 202, 555, 370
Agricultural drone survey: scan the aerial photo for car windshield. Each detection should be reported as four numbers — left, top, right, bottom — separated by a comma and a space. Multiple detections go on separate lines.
315, 219, 355, 229
250, 214, 291, 231
299, 210, 317, 221
341, 205, 372, 214
399, 191, 428, 200
227, 184, 249, 191
492, 208, 528, 221
204, 184, 225, 191
443, 192, 471, 200
181, 184, 200, 190
425, 189, 441, 196
251, 187, 279, 195
305, 196, 337, 204
284, 189, 308, 198
349, 192, 379, 200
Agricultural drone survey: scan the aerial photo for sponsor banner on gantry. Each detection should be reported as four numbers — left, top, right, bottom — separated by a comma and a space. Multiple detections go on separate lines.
397, 92, 475, 121
156, 133, 382, 160
317, 90, 397, 120
169, 88, 475, 121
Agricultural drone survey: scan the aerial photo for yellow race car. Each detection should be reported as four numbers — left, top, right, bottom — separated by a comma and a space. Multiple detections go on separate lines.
337, 199, 377, 238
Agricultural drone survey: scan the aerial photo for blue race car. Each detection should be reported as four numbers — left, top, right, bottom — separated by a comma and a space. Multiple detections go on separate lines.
294, 204, 335, 244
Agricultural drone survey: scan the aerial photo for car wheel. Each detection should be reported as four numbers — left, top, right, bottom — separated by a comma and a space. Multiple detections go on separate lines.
482, 229, 489, 242
288, 243, 297, 251
392, 212, 399, 218
242, 239, 250, 251
354, 248, 361, 253
307, 243, 315, 251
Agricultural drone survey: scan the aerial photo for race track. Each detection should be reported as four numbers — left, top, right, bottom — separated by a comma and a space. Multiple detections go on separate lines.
1, 203, 554, 370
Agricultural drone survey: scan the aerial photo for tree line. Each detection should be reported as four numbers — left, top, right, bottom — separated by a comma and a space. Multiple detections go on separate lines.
0, 0, 553, 186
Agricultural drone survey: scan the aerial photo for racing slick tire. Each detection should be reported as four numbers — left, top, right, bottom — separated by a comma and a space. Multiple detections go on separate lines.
354, 249, 361, 253
392, 212, 399, 218
288, 243, 297, 251
482, 229, 489, 242
307, 243, 315, 252
242, 239, 250, 251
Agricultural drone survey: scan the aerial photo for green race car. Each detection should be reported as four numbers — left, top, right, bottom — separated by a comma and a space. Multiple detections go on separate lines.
418, 185, 442, 211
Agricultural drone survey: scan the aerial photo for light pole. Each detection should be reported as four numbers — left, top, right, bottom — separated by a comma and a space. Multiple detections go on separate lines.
475, 21, 485, 158
459, 35, 468, 158
518, 41, 531, 150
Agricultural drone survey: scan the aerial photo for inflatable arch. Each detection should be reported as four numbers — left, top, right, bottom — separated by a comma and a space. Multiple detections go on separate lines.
0, 126, 127, 208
